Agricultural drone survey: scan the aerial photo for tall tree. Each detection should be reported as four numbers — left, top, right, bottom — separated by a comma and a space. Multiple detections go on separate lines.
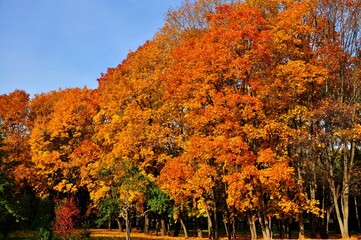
0, 90, 32, 187
29, 88, 99, 197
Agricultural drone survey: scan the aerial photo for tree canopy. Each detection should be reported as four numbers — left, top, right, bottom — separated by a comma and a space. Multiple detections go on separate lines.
1, 0, 360, 239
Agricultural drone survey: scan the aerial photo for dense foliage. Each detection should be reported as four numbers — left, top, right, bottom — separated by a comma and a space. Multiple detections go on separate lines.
0, 0, 360, 239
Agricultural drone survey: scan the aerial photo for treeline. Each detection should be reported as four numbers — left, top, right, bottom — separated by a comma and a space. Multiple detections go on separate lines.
0, 0, 360, 239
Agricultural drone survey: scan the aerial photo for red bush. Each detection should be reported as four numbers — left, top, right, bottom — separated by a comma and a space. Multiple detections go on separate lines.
52, 196, 80, 238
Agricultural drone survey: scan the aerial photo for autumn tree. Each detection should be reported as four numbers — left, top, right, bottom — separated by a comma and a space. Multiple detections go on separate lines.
29, 88, 99, 197
88, 158, 148, 240
310, 1, 361, 238
0, 129, 35, 237
256, 0, 361, 238
0, 91, 38, 236
146, 184, 173, 236
94, 36, 178, 236
0, 90, 33, 187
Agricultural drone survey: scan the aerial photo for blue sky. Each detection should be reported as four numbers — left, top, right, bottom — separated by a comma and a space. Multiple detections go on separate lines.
0, 0, 182, 97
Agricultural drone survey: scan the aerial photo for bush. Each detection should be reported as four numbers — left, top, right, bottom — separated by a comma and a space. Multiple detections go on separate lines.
52, 196, 80, 240
39, 227, 53, 240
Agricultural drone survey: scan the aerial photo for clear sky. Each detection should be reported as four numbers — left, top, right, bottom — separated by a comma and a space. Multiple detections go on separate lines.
0, 0, 182, 97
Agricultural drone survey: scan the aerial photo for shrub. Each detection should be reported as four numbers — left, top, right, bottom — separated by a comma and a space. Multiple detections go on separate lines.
39, 226, 53, 240
52, 196, 80, 239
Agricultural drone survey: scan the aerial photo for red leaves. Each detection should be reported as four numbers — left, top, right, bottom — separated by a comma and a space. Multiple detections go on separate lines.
52, 196, 80, 236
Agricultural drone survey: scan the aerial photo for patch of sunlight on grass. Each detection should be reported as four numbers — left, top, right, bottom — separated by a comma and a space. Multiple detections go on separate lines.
89, 229, 252, 239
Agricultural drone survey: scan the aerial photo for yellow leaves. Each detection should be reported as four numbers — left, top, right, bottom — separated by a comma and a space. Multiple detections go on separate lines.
275, 60, 327, 97
195, 199, 209, 217
271, 0, 316, 58
223, 172, 256, 212
187, 164, 216, 196
54, 179, 78, 193
277, 196, 299, 214
118, 188, 142, 203
335, 124, 361, 142
28, 88, 99, 195
89, 183, 110, 204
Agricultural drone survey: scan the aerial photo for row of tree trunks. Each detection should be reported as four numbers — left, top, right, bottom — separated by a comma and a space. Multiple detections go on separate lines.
115, 198, 361, 240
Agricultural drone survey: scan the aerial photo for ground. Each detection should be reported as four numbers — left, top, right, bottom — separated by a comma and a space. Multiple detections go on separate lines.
5, 228, 361, 240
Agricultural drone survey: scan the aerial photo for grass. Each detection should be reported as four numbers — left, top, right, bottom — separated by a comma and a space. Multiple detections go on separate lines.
5, 229, 361, 240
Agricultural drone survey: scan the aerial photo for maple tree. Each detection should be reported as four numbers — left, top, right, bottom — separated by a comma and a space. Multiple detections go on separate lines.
0, 90, 33, 187
0, 132, 16, 238
313, 1, 360, 237
29, 88, 99, 196
0, 91, 38, 237
261, 0, 360, 238
88, 157, 149, 240
146, 185, 173, 236
93, 36, 179, 237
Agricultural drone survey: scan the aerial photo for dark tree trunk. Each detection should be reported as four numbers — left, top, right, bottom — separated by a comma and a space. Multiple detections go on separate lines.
212, 189, 219, 240
116, 217, 123, 232
196, 217, 203, 238
311, 213, 317, 238
173, 220, 181, 237
355, 196, 361, 232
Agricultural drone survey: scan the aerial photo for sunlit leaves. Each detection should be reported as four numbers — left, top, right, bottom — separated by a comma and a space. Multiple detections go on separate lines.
0, 90, 32, 186
29, 88, 99, 196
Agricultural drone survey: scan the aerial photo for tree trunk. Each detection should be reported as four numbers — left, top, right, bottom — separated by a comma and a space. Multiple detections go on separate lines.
298, 214, 305, 239
212, 189, 219, 240
279, 220, 284, 239
310, 159, 318, 239
328, 141, 355, 239
116, 217, 123, 232
124, 208, 131, 240
325, 206, 333, 237
206, 208, 214, 239
232, 220, 236, 240
179, 216, 188, 238
144, 212, 150, 234
160, 214, 166, 236
155, 217, 160, 236
224, 220, 230, 240
247, 213, 257, 240
173, 220, 181, 237
310, 213, 317, 238
330, 173, 349, 238
258, 207, 272, 240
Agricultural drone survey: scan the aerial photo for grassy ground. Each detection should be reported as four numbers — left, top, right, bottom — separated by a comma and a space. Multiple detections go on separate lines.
89, 229, 251, 239
5, 229, 361, 239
